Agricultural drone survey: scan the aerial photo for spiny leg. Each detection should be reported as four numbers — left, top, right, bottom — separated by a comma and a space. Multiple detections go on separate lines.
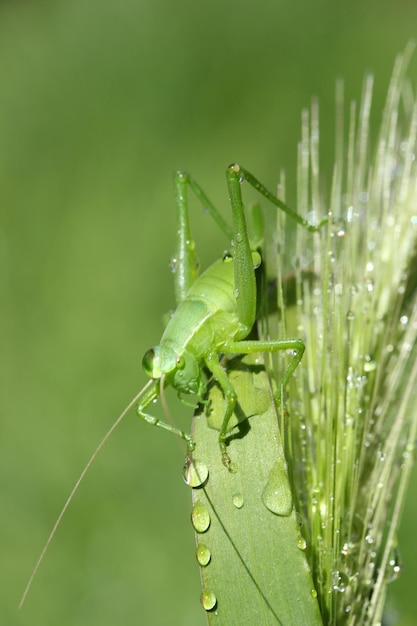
174, 171, 235, 304
236, 164, 328, 232
225, 164, 258, 332
224, 338, 305, 394
173, 172, 200, 304
225, 163, 328, 335
214, 338, 305, 468
136, 378, 195, 452
204, 351, 238, 470
182, 173, 233, 239
174, 164, 326, 306
218, 164, 326, 466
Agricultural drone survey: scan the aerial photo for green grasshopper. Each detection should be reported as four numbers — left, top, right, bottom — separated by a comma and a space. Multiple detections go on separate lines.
19, 164, 326, 609
137, 164, 326, 469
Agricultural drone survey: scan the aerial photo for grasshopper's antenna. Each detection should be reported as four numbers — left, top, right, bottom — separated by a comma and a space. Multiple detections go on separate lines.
18, 379, 154, 610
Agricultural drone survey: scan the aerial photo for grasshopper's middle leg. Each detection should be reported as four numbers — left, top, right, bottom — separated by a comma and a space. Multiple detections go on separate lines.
204, 352, 238, 470
210, 338, 305, 469
225, 338, 305, 399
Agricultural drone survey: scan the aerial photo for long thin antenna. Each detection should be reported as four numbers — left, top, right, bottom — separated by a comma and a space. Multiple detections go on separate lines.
18, 379, 154, 610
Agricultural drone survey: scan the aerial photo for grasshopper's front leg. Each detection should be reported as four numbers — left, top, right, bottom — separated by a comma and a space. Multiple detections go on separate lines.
136, 379, 195, 452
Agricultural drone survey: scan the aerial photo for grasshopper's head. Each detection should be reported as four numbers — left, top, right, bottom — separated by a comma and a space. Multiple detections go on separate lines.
142, 345, 201, 395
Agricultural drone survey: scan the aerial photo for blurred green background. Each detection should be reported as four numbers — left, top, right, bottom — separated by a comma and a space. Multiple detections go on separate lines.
2, 1, 417, 624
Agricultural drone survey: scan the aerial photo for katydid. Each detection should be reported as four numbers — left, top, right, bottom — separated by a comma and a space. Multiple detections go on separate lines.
138, 164, 326, 469
18, 164, 326, 608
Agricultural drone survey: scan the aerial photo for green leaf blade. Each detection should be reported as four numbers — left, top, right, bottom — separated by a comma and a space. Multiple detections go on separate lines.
189, 354, 322, 625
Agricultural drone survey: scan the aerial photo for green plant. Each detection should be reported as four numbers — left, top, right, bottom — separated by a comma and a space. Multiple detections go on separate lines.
190, 44, 417, 625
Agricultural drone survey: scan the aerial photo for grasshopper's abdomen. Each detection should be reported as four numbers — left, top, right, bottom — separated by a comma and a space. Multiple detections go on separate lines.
187, 256, 237, 315
161, 255, 245, 361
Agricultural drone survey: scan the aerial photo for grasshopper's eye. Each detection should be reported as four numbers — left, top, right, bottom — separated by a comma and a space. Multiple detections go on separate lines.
176, 355, 185, 370
142, 347, 161, 378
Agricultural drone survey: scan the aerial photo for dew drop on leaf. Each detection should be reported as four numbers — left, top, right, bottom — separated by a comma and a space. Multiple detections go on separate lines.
196, 543, 211, 567
182, 457, 209, 488
262, 460, 293, 516
232, 493, 244, 509
201, 589, 217, 611
191, 500, 211, 533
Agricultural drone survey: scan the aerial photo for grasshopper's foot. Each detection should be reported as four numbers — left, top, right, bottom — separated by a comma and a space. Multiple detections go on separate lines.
222, 452, 236, 472
220, 441, 237, 473
185, 435, 196, 453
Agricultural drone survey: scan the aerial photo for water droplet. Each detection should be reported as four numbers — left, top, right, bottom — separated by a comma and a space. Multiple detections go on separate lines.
183, 457, 209, 488
363, 356, 376, 372
232, 493, 244, 509
331, 217, 347, 237
346, 310, 355, 321
341, 541, 356, 557
295, 512, 304, 528
311, 589, 317, 599
234, 288, 240, 298
196, 543, 211, 567
201, 589, 217, 611
297, 535, 307, 551
222, 251, 233, 262
262, 460, 292, 516
235, 232, 243, 243
332, 570, 349, 593
169, 257, 177, 273
387, 547, 402, 582
365, 276, 374, 292
191, 501, 211, 533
